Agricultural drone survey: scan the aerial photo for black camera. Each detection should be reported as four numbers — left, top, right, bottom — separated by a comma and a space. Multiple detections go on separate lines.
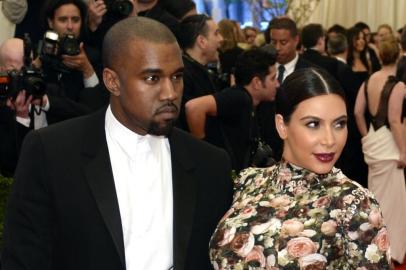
250, 140, 276, 168
0, 69, 46, 103
0, 34, 46, 104
105, 0, 133, 19
39, 30, 80, 73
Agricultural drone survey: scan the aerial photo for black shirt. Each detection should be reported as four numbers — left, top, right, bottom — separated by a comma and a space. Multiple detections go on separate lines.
178, 54, 220, 132
214, 85, 256, 171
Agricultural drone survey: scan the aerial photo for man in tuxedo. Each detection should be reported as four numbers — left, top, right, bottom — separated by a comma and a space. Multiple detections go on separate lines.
301, 23, 339, 80
2, 16, 233, 270
259, 17, 314, 159
268, 17, 313, 84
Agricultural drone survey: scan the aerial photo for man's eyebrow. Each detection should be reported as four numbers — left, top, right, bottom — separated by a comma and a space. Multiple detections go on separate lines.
139, 68, 163, 75
139, 67, 184, 75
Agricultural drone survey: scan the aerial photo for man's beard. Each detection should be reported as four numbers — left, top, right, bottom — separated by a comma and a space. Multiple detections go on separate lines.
147, 118, 176, 136
147, 102, 179, 136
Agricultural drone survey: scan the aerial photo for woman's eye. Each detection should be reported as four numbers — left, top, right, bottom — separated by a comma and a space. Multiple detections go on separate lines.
334, 120, 347, 129
306, 121, 319, 128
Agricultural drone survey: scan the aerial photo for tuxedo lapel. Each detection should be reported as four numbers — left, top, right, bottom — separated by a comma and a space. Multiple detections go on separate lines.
169, 129, 198, 270
81, 110, 125, 268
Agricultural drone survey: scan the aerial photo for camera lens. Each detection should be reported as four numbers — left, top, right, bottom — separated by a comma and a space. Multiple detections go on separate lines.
110, 0, 133, 18
59, 35, 80, 56
25, 76, 46, 99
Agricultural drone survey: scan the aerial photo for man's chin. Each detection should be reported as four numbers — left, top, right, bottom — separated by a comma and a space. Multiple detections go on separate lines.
147, 120, 175, 136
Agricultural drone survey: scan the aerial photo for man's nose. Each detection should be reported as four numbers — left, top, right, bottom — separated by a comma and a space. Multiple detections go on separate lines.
160, 79, 177, 101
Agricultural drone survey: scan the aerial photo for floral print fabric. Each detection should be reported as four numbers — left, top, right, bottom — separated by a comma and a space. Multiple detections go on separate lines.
209, 161, 391, 270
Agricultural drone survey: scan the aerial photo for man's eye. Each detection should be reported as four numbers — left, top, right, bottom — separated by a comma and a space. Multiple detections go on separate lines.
145, 75, 159, 82
172, 73, 183, 81
306, 121, 319, 128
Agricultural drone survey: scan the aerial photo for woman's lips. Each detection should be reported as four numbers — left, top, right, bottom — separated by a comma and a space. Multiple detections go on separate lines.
314, 153, 335, 163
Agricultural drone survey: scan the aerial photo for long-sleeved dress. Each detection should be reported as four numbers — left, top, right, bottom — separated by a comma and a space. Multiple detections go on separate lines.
209, 161, 391, 269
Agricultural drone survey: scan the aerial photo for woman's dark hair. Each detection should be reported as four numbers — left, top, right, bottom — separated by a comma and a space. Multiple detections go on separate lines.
346, 26, 369, 72
275, 68, 346, 122
42, 0, 87, 36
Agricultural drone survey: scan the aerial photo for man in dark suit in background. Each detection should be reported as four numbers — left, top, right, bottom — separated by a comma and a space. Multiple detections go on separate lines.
268, 17, 313, 83
327, 32, 368, 187
258, 17, 313, 159
2, 16, 233, 270
301, 23, 339, 80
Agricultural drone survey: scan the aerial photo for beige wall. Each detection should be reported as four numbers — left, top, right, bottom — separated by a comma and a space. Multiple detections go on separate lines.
298, 0, 406, 32
0, 2, 16, 46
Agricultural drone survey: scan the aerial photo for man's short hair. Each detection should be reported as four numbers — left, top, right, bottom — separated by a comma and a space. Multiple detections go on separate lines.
269, 17, 298, 36
301, 23, 324, 49
327, 24, 347, 36
327, 33, 348, 55
102, 16, 178, 70
178, 14, 212, 50
264, 17, 298, 44
234, 45, 277, 86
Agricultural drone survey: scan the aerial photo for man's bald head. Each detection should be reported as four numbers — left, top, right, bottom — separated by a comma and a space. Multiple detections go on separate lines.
0, 38, 24, 71
102, 16, 178, 71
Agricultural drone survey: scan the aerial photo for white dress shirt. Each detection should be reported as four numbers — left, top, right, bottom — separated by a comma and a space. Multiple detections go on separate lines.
105, 106, 173, 270
335, 56, 347, 64
16, 102, 49, 129
276, 53, 299, 83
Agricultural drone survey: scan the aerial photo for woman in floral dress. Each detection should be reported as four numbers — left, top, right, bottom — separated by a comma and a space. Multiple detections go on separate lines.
209, 68, 391, 270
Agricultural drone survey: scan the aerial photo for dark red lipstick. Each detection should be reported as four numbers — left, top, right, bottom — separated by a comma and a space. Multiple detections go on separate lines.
314, 153, 335, 163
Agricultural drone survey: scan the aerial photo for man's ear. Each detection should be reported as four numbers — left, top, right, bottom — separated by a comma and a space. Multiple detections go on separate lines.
103, 68, 120, 96
275, 114, 287, 139
293, 34, 300, 47
251, 76, 262, 90
196, 34, 206, 49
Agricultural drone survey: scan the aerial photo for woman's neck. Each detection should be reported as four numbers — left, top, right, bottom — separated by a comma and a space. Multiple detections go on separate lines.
381, 63, 396, 73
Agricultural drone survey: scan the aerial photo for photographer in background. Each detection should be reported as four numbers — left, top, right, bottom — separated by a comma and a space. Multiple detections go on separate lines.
87, 0, 181, 48
185, 46, 279, 171
0, 38, 45, 176
38, 0, 107, 123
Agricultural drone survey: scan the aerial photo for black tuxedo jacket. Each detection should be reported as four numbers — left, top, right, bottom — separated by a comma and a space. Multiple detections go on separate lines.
301, 49, 339, 80
295, 55, 315, 71
0, 107, 30, 177
2, 109, 233, 270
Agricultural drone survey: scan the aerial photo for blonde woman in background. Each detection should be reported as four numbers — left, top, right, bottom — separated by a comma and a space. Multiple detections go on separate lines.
354, 36, 406, 264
